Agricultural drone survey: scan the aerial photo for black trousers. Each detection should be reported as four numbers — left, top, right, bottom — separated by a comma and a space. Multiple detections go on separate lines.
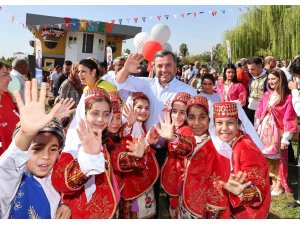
245, 107, 255, 125
152, 146, 168, 218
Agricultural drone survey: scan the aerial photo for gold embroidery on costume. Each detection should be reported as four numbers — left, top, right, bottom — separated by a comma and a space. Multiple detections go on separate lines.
28, 206, 40, 219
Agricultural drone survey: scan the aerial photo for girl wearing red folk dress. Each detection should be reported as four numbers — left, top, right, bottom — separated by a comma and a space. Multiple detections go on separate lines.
160, 92, 196, 218
156, 96, 231, 219
110, 92, 159, 219
214, 101, 271, 218
255, 69, 298, 196
52, 88, 120, 218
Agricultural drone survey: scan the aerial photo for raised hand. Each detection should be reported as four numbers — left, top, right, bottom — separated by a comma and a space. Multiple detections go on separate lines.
54, 97, 76, 121
123, 104, 137, 127
14, 79, 62, 151
154, 110, 175, 141
14, 79, 62, 136
123, 53, 144, 74
76, 119, 102, 155
219, 171, 252, 196
288, 77, 298, 90
145, 127, 160, 145
126, 136, 146, 158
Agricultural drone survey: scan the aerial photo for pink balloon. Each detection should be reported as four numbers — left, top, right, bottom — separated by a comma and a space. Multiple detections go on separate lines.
142, 41, 163, 62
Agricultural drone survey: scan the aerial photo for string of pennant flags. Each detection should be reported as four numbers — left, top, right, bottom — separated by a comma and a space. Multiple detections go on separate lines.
0, 5, 250, 32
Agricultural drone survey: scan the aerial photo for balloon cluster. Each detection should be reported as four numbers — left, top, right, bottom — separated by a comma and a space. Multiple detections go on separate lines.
133, 24, 172, 62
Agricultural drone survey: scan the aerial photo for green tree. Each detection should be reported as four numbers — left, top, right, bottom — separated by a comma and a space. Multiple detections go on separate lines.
124, 48, 131, 54
179, 43, 189, 58
223, 5, 300, 62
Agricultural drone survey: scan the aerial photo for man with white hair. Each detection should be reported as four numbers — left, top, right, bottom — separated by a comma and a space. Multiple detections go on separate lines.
10, 58, 29, 101
264, 56, 276, 73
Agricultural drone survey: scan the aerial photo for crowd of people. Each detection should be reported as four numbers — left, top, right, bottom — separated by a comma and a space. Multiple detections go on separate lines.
0, 50, 299, 219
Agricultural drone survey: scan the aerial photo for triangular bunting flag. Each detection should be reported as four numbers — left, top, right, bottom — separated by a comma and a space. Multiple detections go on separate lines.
193, 12, 197, 17
157, 15, 161, 20
187, 12, 191, 16
173, 14, 178, 18
0, 6, 2, 11
238, 8, 242, 12
12, 16, 15, 23
221, 10, 225, 14
126, 18, 130, 23
118, 19, 122, 24
134, 18, 138, 23
165, 15, 169, 20
210, 10, 217, 16
58, 24, 62, 29
181, 13, 185, 18
142, 17, 146, 22
111, 19, 115, 24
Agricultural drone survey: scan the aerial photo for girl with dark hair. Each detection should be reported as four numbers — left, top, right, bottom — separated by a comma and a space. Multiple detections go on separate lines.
213, 102, 270, 218
216, 64, 247, 106
198, 73, 221, 104
255, 68, 298, 196
52, 87, 120, 218
159, 92, 196, 218
110, 91, 159, 219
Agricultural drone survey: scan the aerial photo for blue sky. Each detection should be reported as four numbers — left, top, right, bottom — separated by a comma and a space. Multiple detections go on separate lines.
0, 5, 246, 58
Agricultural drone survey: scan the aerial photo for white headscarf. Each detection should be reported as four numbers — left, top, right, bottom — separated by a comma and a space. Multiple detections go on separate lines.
208, 101, 265, 170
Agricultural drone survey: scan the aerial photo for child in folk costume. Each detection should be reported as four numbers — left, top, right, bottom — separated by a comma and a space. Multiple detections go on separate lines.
0, 79, 71, 219
106, 91, 149, 207
156, 96, 231, 219
160, 92, 196, 218
111, 91, 159, 219
213, 102, 271, 218
52, 87, 121, 219
255, 69, 298, 196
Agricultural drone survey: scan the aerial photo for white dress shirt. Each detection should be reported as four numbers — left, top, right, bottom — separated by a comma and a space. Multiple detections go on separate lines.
116, 76, 197, 131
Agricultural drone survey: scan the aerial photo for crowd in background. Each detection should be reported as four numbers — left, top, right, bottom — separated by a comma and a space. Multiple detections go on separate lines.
0, 51, 299, 219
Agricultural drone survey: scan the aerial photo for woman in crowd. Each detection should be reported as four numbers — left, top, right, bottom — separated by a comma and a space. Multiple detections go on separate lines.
255, 69, 298, 196
190, 65, 208, 93
0, 61, 19, 155
57, 62, 82, 106
214, 101, 271, 218
216, 64, 247, 106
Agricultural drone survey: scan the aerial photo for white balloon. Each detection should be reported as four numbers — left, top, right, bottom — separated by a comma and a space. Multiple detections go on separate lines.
151, 24, 171, 45
133, 32, 151, 53
163, 42, 172, 51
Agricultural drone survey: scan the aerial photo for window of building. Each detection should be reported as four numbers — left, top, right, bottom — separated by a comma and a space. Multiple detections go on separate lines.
82, 33, 94, 53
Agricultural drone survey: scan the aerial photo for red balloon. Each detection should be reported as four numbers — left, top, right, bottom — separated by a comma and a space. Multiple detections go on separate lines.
142, 40, 163, 62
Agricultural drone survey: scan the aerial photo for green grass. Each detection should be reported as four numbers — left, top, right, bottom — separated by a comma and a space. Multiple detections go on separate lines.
268, 141, 300, 218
